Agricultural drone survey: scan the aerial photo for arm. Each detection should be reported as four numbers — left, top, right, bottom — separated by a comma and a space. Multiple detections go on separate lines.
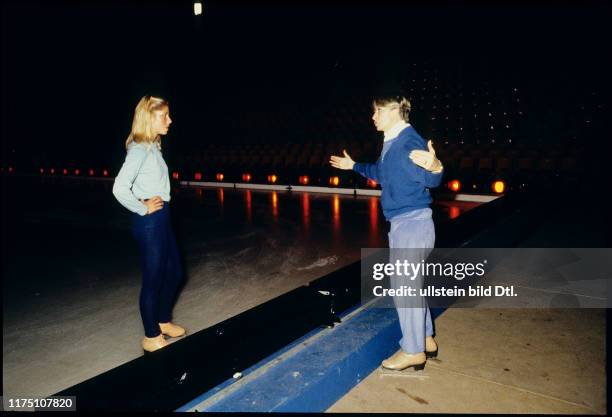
412, 162, 444, 188
353, 162, 379, 182
330, 149, 380, 181
408, 140, 444, 188
112, 146, 149, 216
391, 141, 444, 188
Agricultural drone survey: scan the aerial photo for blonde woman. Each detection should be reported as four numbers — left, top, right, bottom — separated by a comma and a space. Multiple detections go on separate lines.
113, 95, 186, 353
330, 94, 443, 371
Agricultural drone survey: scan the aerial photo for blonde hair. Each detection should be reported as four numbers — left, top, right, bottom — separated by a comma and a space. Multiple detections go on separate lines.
373, 95, 411, 122
125, 95, 169, 150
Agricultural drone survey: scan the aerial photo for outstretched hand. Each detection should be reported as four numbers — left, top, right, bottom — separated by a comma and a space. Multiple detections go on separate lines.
409, 140, 443, 173
330, 149, 355, 170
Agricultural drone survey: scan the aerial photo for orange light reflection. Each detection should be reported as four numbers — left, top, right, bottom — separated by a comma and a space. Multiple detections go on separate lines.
244, 190, 252, 223
271, 191, 278, 218
449, 205, 461, 220
302, 193, 310, 232
218, 188, 224, 208
332, 195, 341, 237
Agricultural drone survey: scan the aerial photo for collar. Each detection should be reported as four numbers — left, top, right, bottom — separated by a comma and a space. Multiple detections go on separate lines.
144, 140, 161, 151
383, 120, 410, 142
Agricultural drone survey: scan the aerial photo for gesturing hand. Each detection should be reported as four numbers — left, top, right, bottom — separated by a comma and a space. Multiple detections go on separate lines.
143, 196, 164, 214
329, 150, 355, 170
409, 140, 443, 173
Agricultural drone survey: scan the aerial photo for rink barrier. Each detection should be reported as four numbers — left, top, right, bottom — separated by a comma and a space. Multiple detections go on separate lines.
177, 300, 445, 412
1, 173, 501, 202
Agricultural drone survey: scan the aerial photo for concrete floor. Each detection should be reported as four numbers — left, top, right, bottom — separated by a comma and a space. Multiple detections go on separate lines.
327, 308, 606, 414
328, 199, 608, 414
2, 180, 477, 399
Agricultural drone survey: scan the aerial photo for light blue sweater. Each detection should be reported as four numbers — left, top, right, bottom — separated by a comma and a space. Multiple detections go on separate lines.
112, 142, 171, 216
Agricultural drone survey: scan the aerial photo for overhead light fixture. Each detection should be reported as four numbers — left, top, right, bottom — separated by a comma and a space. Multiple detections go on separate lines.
194, 2, 203, 16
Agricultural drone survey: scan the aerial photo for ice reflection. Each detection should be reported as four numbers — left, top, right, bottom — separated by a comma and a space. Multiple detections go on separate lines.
217, 188, 224, 208
332, 195, 340, 222
302, 193, 310, 232
332, 195, 341, 241
271, 191, 278, 218
449, 205, 461, 220
214, 188, 477, 248
369, 197, 380, 247
245, 190, 252, 224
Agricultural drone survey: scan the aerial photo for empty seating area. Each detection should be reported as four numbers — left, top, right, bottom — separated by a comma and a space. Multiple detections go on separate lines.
176, 139, 380, 188
3, 59, 596, 194
169, 138, 583, 193
163, 60, 592, 192
434, 141, 583, 192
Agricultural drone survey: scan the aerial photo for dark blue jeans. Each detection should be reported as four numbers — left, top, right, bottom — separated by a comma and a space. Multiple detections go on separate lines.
131, 202, 183, 337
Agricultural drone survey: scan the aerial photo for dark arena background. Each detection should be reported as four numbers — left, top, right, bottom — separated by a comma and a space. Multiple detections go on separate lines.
1, 0, 609, 413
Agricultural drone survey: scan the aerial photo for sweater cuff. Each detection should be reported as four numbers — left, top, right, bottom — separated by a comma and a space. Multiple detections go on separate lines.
136, 203, 149, 216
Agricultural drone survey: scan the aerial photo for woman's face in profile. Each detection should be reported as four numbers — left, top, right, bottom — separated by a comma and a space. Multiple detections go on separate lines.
152, 107, 172, 136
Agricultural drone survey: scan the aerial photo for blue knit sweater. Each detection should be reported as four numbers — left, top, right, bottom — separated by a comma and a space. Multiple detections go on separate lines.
353, 126, 444, 220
